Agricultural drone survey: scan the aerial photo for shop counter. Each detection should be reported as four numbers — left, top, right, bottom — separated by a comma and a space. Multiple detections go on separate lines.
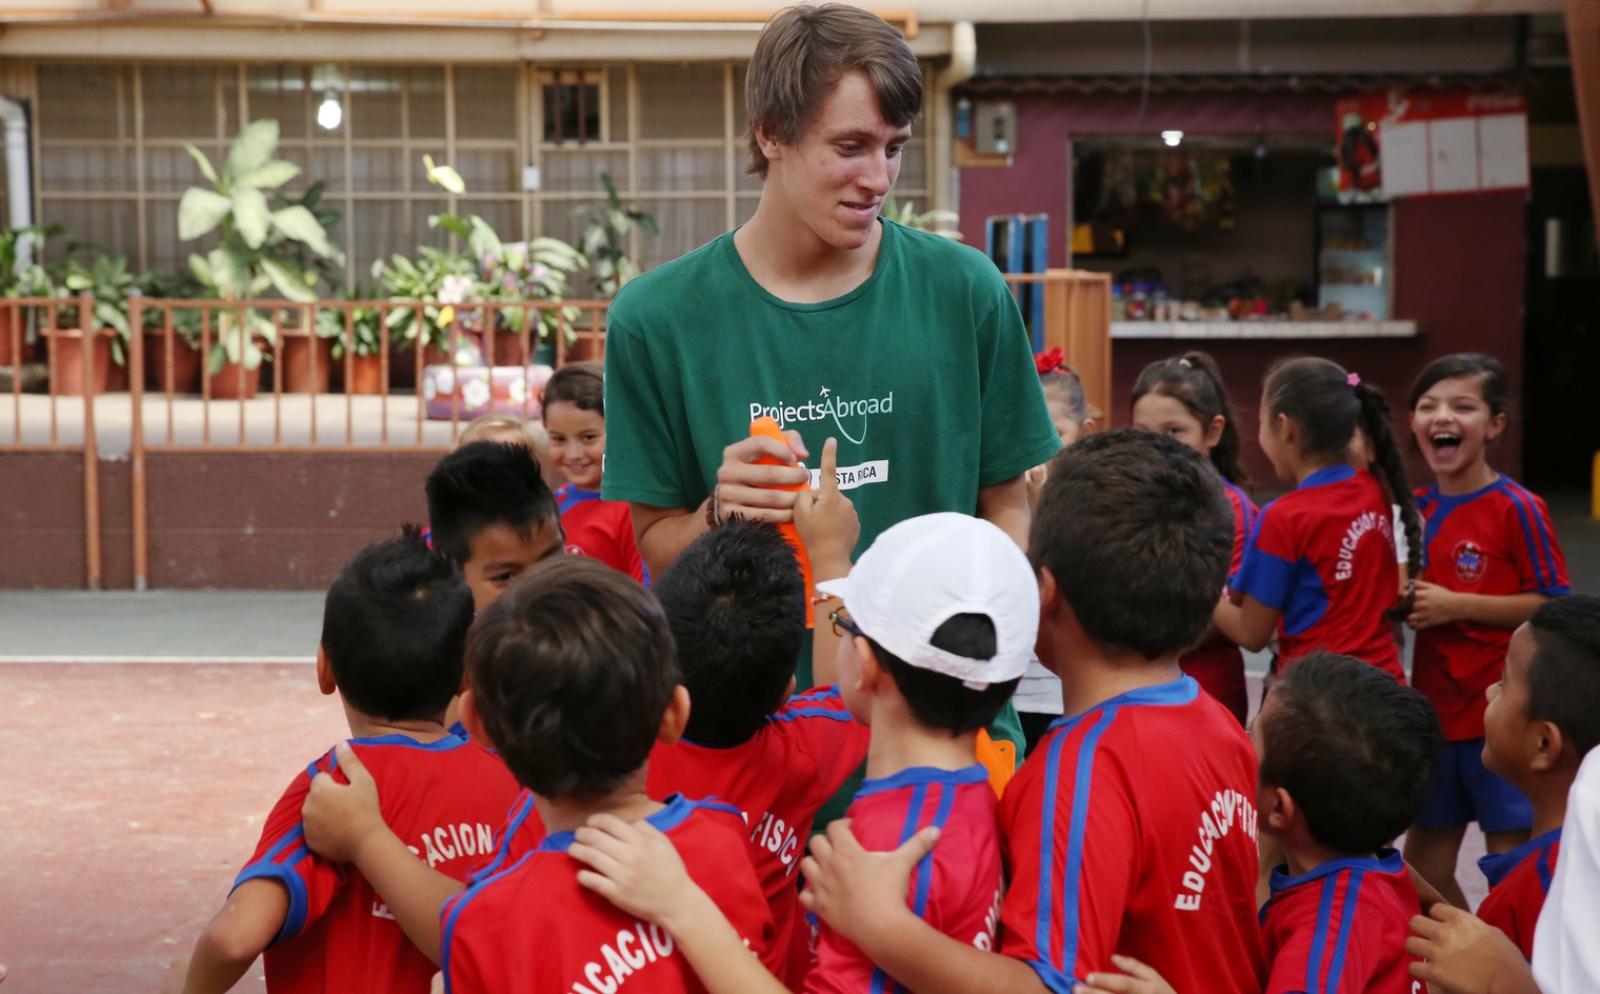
1111, 320, 1419, 340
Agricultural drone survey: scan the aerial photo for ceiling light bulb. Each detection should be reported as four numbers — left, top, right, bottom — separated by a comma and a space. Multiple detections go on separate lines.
1161, 130, 1184, 148
317, 96, 343, 131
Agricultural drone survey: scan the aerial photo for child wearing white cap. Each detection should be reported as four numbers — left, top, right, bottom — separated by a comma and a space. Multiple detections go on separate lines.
564, 512, 1040, 994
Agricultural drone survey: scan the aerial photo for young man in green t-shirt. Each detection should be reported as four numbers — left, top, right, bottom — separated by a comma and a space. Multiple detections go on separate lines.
601, 4, 1059, 737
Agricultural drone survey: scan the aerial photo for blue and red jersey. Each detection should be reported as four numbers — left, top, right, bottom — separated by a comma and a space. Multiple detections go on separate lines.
998, 676, 1265, 994
556, 484, 645, 583
1260, 849, 1420, 994
1182, 479, 1260, 723
440, 796, 777, 994
233, 734, 520, 994
1233, 464, 1403, 678
1413, 478, 1569, 741
648, 685, 868, 986
468, 687, 868, 984
1478, 827, 1562, 959
805, 765, 1003, 994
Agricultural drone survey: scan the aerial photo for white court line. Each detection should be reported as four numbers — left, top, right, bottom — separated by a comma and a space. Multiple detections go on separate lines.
0, 655, 315, 665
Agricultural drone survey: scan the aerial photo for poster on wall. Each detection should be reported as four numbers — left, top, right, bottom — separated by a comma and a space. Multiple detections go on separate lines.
1334, 90, 1528, 200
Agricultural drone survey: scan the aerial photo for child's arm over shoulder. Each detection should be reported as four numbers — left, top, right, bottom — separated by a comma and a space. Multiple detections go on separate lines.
181, 758, 346, 993
795, 438, 860, 690
803, 820, 1051, 994
1216, 500, 1290, 651
180, 880, 289, 994
569, 814, 792, 994
300, 742, 464, 964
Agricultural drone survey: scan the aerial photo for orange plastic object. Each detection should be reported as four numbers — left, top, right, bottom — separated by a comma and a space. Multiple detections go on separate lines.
976, 729, 1017, 798
750, 416, 815, 627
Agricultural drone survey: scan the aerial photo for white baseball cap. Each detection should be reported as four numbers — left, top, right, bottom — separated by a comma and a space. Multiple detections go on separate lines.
815, 512, 1040, 689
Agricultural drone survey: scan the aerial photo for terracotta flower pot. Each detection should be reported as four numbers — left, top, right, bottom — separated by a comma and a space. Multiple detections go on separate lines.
142, 331, 203, 394
346, 353, 385, 395
47, 329, 113, 397
390, 342, 449, 390
207, 359, 261, 401
282, 334, 334, 394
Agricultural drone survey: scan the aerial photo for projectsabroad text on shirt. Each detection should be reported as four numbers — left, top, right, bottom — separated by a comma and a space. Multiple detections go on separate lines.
748, 385, 895, 492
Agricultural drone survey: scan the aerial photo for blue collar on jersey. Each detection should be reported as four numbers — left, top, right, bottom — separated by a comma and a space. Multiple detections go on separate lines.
344, 732, 469, 751
856, 763, 989, 797
1045, 674, 1199, 734
1268, 847, 1404, 895
1477, 827, 1562, 888
1297, 464, 1357, 490
536, 793, 701, 853
1420, 474, 1505, 510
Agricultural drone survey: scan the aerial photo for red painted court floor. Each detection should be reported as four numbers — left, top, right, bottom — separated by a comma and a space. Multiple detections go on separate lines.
0, 663, 1487, 994
0, 663, 348, 994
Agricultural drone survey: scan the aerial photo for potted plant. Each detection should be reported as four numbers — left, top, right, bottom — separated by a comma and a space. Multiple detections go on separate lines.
0, 223, 63, 368
178, 118, 343, 400
567, 171, 654, 359
19, 250, 134, 396
136, 268, 207, 394
317, 291, 386, 394
421, 156, 586, 366
372, 246, 477, 386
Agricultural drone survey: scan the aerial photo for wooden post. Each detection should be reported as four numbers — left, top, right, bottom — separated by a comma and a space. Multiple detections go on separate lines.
1568, 0, 1600, 250
78, 292, 102, 591
1040, 270, 1114, 426
129, 290, 148, 591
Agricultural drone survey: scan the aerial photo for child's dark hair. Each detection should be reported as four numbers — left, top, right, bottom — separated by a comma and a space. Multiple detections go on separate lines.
1264, 357, 1421, 613
1407, 353, 1510, 417
654, 520, 805, 747
542, 360, 605, 415
466, 557, 679, 800
866, 614, 1018, 734
1259, 651, 1442, 853
426, 441, 560, 566
1040, 367, 1091, 427
1527, 595, 1600, 759
1030, 428, 1232, 659
320, 524, 474, 722
1132, 350, 1249, 486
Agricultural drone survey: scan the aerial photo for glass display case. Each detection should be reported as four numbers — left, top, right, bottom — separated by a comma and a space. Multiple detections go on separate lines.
1316, 203, 1392, 321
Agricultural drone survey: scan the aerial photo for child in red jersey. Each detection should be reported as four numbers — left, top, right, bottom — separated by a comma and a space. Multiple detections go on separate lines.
1401, 354, 1570, 908
1131, 350, 1258, 724
1255, 651, 1442, 993
567, 511, 1037, 994
1474, 595, 1600, 957
542, 361, 646, 582
1217, 356, 1421, 679
178, 528, 520, 994
797, 430, 1266, 994
441, 557, 777, 993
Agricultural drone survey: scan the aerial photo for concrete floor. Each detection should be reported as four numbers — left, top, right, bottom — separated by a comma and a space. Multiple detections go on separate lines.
0, 392, 464, 452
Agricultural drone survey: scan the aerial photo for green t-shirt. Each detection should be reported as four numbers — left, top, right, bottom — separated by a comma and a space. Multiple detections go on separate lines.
602, 217, 1061, 555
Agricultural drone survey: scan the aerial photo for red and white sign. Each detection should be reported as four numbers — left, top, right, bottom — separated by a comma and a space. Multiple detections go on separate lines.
1335, 90, 1528, 199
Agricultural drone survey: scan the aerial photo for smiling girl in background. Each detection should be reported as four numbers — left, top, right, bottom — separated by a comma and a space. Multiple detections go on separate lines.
1403, 353, 1570, 908
543, 361, 646, 583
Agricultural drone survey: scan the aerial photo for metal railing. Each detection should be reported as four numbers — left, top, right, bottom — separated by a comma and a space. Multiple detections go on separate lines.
3, 271, 1111, 590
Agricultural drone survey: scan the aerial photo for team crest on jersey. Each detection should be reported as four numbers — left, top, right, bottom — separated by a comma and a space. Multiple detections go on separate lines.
1453, 541, 1486, 583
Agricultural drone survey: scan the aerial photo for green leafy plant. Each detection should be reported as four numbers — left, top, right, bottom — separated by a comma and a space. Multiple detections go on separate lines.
178, 118, 344, 373
882, 196, 963, 241
135, 268, 208, 347
573, 172, 656, 298
316, 290, 385, 360
10, 248, 136, 365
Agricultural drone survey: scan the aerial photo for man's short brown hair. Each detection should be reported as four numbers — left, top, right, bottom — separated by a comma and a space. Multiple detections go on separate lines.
744, 3, 923, 179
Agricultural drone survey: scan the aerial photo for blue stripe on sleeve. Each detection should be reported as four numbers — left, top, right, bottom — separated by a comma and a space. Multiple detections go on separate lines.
1028, 707, 1121, 991
1537, 844, 1554, 894
1506, 483, 1566, 594
441, 849, 535, 994
231, 838, 314, 946
911, 784, 960, 919
1501, 485, 1554, 592
869, 784, 931, 994
1322, 869, 1365, 993
1232, 543, 1294, 610
1304, 874, 1339, 994
470, 792, 535, 886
